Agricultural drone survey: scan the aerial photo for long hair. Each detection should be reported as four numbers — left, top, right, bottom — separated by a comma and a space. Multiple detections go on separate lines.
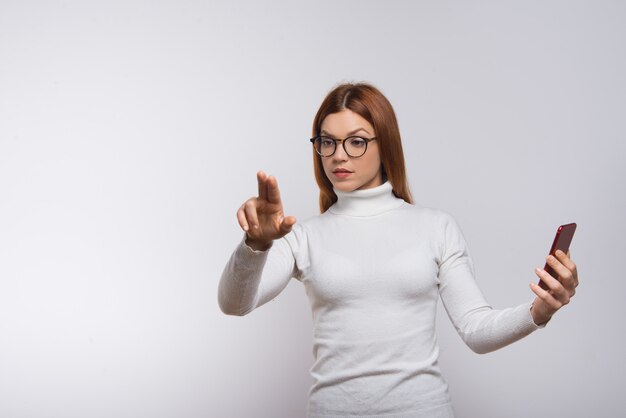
312, 82, 413, 212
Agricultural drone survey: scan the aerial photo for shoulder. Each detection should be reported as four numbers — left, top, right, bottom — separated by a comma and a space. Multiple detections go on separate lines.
398, 202, 458, 224
292, 212, 325, 230
291, 204, 463, 233
397, 204, 467, 243
280, 213, 322, 246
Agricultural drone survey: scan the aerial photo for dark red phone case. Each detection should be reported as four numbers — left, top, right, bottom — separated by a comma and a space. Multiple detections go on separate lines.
539, 223, 577, 290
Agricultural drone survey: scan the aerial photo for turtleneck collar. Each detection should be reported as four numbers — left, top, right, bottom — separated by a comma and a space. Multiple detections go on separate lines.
328, 181, 405, 217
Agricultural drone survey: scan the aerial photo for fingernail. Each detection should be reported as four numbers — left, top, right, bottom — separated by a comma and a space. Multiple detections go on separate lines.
243, 225, 249, 231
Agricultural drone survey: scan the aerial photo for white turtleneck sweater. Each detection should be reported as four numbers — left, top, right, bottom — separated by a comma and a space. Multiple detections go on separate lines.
219, 182, 541, 418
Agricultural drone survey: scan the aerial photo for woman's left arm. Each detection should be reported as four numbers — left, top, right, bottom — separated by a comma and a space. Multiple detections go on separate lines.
529, 250, 579, 325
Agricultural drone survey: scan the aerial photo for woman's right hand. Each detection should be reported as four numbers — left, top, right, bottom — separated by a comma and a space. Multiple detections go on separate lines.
237, 171, 297, 251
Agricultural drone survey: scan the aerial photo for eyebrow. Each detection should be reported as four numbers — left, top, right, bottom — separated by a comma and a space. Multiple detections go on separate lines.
320, 127, 371, 137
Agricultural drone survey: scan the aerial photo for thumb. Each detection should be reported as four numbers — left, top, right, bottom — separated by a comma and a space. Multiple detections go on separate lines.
279, 215, 297, 235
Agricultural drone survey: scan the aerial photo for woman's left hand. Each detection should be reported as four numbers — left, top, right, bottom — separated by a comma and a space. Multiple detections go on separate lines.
529, 250, 579, 325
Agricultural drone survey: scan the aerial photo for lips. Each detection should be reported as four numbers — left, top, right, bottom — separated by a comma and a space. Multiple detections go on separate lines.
332, 168, 353, 179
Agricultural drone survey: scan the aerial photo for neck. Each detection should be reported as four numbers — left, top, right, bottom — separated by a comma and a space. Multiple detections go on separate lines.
329, 182, 404, 217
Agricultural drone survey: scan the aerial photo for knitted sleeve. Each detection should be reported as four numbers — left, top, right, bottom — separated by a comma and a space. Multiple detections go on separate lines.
218, 225, 304, 316
436, 213, 543, 354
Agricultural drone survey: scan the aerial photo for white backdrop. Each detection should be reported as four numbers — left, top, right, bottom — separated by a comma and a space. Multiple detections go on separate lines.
1, 1, 624, 417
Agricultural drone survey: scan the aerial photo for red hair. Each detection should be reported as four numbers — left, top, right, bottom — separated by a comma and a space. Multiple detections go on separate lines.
312, 83, 413, 212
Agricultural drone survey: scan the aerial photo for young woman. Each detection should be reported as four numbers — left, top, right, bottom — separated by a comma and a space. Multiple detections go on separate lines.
218, 83, 578, 417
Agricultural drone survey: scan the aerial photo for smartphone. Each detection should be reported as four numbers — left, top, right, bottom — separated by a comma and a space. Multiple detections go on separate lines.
538, 223, 577, 290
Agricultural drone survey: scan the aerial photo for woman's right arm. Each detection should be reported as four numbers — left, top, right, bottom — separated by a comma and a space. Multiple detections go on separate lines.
218, 233, 299, 316
218, 171, 297, 316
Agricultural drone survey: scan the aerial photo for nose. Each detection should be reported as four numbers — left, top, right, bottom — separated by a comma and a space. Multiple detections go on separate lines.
332, 142, 349, 161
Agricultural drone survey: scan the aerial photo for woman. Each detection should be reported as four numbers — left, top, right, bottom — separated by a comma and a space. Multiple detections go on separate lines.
218, 83, 578, 417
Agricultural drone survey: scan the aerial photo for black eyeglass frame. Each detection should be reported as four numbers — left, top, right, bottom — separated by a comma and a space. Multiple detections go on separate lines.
309, 136, 378, 158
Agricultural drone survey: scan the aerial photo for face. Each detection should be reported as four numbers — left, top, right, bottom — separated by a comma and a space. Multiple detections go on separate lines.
319, 109, 383, 192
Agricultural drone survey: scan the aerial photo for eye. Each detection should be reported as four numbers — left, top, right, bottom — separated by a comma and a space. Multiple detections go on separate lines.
320, 137, 335, 147
347, 137, 367, 147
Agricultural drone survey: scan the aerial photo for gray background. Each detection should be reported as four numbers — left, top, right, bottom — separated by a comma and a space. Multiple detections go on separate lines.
1, 1, 624, 417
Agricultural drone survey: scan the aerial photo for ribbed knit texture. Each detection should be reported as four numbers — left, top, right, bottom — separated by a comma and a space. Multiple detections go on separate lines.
219, 182, 541, 417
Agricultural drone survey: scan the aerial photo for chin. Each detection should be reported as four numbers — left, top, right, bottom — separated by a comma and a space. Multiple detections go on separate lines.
330, 181, 356, 192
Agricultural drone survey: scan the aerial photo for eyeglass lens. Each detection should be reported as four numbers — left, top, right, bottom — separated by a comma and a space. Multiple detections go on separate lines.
314, 137, 368, 157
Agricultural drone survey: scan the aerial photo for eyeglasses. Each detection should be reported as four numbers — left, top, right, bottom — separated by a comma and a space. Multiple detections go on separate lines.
309, 136, 377, 158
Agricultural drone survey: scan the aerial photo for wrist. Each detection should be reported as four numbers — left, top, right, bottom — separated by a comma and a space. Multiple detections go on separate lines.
245, 236, 273, 251
530, 303, 552, 326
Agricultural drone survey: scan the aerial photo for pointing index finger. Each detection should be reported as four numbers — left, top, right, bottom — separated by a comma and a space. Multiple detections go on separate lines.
266, 175, 282, 204
257, 171, 268, 200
